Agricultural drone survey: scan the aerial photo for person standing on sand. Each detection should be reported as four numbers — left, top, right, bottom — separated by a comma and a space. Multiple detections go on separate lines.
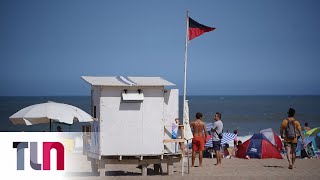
190, 112, 207, 167
280, 108, 304, 169
211, 112, 223, 166
233, 129, 238, 147
174, 118, 186, 157
57, 126, 63, 132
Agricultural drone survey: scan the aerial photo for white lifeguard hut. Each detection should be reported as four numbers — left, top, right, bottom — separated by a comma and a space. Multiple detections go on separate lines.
81, 76, 184, 176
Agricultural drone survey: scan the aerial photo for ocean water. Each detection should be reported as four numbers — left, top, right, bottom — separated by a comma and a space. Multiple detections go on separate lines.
1, 96, 320, 136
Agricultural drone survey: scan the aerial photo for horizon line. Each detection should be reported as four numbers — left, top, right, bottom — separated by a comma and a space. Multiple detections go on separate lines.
1, 94, 320, 97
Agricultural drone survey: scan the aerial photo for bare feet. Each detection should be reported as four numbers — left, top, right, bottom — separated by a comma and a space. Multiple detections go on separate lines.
288, 164, 293, 169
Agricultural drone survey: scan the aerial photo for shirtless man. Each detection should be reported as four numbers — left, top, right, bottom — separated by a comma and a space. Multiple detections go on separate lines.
190, 112, 207, 167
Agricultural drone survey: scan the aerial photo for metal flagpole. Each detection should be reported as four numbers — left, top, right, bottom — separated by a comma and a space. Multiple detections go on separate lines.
183, 10, 190, 175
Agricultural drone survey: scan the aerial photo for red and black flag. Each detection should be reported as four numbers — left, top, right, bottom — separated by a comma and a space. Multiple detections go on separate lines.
189, 17, 215, 41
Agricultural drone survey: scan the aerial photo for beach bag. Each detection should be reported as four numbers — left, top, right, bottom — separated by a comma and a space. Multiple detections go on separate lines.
285, 119, 296, 140
214, 129, 223, 139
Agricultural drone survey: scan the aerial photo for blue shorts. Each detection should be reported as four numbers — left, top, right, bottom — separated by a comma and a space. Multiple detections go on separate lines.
213, 140, 221, 151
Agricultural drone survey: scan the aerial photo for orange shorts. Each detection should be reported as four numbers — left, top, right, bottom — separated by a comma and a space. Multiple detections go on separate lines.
192, 136, 205, 151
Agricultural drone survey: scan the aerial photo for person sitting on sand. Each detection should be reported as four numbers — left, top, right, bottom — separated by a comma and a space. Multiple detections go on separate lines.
235, 140, 242, 157
223, 143, 230, 158
190, 112, 207, 167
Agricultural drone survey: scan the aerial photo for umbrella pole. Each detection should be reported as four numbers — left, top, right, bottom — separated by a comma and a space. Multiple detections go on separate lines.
50, 119, 52, 132
187, 140, 190, 174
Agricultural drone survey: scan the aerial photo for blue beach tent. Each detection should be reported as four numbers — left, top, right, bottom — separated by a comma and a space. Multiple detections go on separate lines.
236, 133, 282, 159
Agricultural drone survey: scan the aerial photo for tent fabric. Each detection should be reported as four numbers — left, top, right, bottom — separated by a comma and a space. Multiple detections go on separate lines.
260, 128, 283, 151
306, 127, 320, 137
296, 136, 316, 158
236, 133, 282, 159
206, 122, 213, 132
205, 133, 237, 147
315, 132, 320, 150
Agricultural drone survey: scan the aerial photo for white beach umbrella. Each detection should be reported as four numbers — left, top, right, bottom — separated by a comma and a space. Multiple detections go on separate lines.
182, 99, 193, 175
10, 101, 94, 131
183, 100, 193, 140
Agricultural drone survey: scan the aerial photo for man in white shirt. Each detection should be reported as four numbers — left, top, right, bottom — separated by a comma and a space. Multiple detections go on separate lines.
211, 112, 223, 166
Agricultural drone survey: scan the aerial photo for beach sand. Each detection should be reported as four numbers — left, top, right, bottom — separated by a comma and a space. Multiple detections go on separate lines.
64, 153, 320, 180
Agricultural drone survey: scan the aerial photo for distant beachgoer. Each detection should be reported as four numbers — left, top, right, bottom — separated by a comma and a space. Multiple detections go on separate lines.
190, 112, 207, 167
223, 143, 236, 159
233, 129, 238, 147
223, 143, 230, 158
233, 129, 239, 155
235, 140, 243, 157
304, 122, 311, 131
211, 112, 223, 166
57, 126, 63, 132
280, 108, 304, 169
174, 118, 185, 157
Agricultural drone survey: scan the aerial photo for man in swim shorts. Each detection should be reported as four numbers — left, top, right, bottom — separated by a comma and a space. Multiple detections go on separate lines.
190, 112, 207, 167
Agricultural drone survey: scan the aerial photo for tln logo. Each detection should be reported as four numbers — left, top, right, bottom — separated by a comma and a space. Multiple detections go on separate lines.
13, 142, 64, 170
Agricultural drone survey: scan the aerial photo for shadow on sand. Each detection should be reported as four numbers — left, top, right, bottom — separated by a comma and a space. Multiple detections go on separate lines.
263, 165, 284, 168
64, 168, 166, 177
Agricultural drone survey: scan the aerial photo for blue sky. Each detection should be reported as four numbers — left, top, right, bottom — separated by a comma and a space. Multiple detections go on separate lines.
1, 0, 319, 96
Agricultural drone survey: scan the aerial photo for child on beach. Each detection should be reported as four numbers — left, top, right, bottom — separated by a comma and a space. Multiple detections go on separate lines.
174, 118, 185, 157
223, 143, 230, 158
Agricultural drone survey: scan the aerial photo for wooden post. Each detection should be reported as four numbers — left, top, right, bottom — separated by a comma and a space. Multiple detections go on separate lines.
90, 159, 98, 176
83, 132, 87, 155
181, 125, 185, 175
167, 156, 174, 176
99, 160, 106, 176
82, 125, 91, 155
141, 164, 148, 176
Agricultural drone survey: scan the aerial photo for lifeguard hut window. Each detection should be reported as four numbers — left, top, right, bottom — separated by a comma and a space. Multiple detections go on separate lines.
121, 90, 144, 103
